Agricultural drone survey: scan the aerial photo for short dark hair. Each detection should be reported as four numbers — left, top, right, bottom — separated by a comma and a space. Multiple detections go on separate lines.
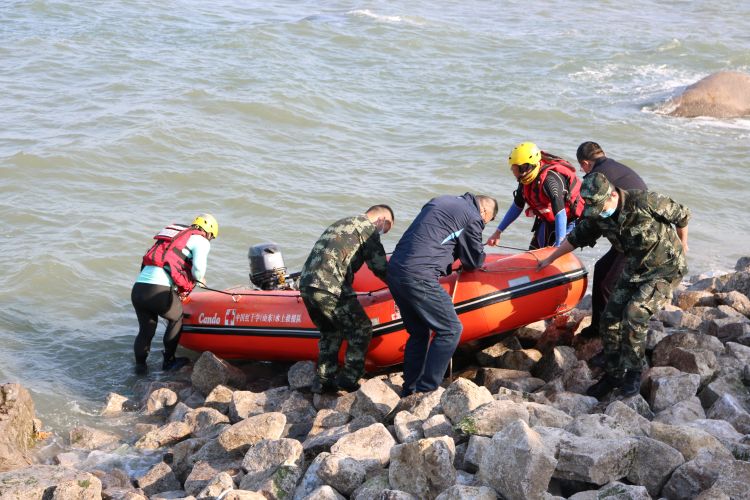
475, 195, 498, 220
367, 204, 395, 222
576, 141, 605, 162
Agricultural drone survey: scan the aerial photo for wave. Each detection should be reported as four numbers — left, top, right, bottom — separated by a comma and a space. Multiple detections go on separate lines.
347, 9, 427, 27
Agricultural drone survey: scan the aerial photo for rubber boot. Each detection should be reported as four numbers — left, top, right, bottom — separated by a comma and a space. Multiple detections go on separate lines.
310, 376, 337, 394
335, 375, 361, 393
586, 374, 620, 400
134, 362, 148, 375
162, 354, 190, 371
620, 370, 642, 398
578, 324, 599, 340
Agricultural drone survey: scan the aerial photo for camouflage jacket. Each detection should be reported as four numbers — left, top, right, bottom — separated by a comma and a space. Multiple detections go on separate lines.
567, 189, 690, 283
299, 214, 388, 296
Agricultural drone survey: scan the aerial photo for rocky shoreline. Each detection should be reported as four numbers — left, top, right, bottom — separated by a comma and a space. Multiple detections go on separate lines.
2, 258, 750, 500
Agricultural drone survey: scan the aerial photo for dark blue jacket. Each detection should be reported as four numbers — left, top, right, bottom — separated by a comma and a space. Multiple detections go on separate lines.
590, 157, 647, 190
388, 193, 486, 280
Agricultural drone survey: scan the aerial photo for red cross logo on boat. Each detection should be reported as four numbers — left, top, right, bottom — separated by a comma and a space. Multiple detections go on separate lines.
224, 308, 236, 326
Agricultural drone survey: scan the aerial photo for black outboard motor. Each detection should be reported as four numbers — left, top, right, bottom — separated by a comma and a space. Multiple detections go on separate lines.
249, 243, 289, 290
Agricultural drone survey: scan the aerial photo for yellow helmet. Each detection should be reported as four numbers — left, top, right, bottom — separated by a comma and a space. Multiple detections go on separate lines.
508, 141, 542, 185
192, 213, 219, 238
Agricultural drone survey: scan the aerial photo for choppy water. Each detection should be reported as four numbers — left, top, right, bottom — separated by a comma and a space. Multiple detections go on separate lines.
1, 0, 749, 461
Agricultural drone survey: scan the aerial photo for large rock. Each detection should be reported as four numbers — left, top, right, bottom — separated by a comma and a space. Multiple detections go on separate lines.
716, 291, 750, 318
308, 409, 351, 439
496, 348, 542, 372
665, 71, 750, 118
68, 425, 121, 451
184, 406, 230, 439
564, 414, 630, 440
302, 416, 377, 457
230, 387, 316, 437
144, 387, 179, 416
477, 419, 556, 500
644, 367, 701, 412
462, 435, 492, 473
329, 423, 396, 470
240, 438, 304, 491
626, 436, 685, 497
652, 332, 724, 367
0, 384, 36, 472
523, 402, 573, 429
191, 351, 247, 395
662, 449, 732, 500
135, 461, 181, 496
288, 361, 316, 391
393, 410, 424, 443
292, 451, 329, 500
389, 436, 456, 500
707, 393, 750, 434
649, 421, 732, 461
185, 459, 241, 496
604, 401, 651, 437
217, 412, 286, 454
666, 348, 719, 384
531, 346, 579, 382
0, 465, 102, 498
455, 399, 529, 437
440, 378, 493, 424
316, 452, 367, 496
350, 378, 400, 422
553, 435, 637, 486
393, 388, 444, 420
653, 397, 706, 426
134, 421, 192, 449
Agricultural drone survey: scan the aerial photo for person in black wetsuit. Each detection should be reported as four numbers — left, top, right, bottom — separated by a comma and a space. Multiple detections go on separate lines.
575, 142, 648, 339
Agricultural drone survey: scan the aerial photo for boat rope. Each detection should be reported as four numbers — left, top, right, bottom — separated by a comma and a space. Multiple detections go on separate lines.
195, 284, 389, 299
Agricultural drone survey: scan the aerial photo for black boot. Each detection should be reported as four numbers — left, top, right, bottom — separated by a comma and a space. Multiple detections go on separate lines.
620, 370, 642, 397
578, 324, 599, 339
586, 374, 620, 400
134, 362, 148, 375
162, 354, 190, 371
310, 376, 337, 394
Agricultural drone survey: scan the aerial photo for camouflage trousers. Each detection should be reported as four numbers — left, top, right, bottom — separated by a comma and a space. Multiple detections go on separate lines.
300, 287, 372, 387
600, 275, 681, 378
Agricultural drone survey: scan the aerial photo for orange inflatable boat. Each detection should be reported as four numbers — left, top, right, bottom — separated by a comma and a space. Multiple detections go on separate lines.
180, 247, 586, 370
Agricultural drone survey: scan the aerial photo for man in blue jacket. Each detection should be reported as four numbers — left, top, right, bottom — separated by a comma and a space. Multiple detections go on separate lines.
388, 193, 498, 396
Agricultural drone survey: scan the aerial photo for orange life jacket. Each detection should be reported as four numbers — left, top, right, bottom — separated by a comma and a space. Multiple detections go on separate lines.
522, 152, 584, 223
141, 224, 203, 294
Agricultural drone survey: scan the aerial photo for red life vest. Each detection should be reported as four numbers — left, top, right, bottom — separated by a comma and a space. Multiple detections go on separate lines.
522, 152, 585, 223
141, 224, 205, 294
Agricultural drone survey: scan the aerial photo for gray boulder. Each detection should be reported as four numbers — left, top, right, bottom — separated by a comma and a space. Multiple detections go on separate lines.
455, 399, 529, 437
217, 412, 286, 454
393, 388, 444, 420
0, 384, 36, 472
440, 378, 493, 424
330, 422, 396, 470
288, 361, 316, 390
393, 410, 424, 443
240, 438, 304, 491
553, 435, 637, 486
649, 421, 732, 461
389, 436, 456, 500
191, 351, 247, 395
644, 366, 701, 412
435, 485, 497, 500
0, 465, 102, 498
316, 452, 367, 496
350, 378, 400, 422
135, 462, 181, 497
707, 393, 750, 434
626, 436, 685, 497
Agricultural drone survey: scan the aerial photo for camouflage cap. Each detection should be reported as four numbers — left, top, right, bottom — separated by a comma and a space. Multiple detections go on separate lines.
581, 172, 612, 218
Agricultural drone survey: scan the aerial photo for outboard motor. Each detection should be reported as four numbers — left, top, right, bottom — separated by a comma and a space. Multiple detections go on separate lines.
249, 243, 289, 290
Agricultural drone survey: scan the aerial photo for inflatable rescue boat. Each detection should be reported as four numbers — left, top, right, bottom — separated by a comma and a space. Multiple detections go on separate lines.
179, 244, 587, 370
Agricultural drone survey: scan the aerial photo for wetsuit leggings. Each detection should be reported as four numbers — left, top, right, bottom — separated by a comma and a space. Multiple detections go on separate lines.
131, 282, 182, 363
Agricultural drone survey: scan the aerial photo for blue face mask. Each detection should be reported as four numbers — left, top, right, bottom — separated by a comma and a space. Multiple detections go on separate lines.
599, 206, 616, 218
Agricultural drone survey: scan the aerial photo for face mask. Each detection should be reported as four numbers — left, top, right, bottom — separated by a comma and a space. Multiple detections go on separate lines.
378, 228, 385, 236
599, 206, 616, 218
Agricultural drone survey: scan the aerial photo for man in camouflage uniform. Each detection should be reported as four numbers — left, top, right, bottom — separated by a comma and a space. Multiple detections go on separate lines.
299, 205, 395, 393
538, 173, 690, 399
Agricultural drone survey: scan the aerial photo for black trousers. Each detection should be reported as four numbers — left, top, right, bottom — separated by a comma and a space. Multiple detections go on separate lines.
131, 282, 183, 363
591, 246, 628, 329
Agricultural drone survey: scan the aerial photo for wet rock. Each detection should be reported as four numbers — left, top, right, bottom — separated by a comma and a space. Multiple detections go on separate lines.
291, 451, 328, 500
625, 436, 685, 497
168, 402, 192, 424
649, 421, 732, 461
316, 452, 367, 496
101, 392, 132, 416
305, 485, 346, 500
524, 402, 574, 429
553, 435, 637, 486
707, 393, 750, 433
736, 256, 750, 272
135, 421, 192, 450
184, 407, 230, 439
393, 410, 423, 443
644, 366, 701, 412
302, 416, 377, 457
204, 384, 234, 414
145, 387, 179, 416
497, 348, 542, 372
0, 465, 102, 498
240, 438, 304, 491
422, 414, 455, 439
191, 351, 247, 396
329, 422, 396, 471
185, 460, 240, 496
393, 388, 444, 420
477, 419, 556, 500
653, 397, 706, 425
434, 485, 497, 500
531, 346, 579, 382
136, 461, 181, 497
288, 361, 316, 391
0, 383, 35, 472
440, 378, 493, 424
196, 471, 234, 498
217, 412, 286, 454
68, 425, 121, 451
455, 399, 529, 437
389, 436, 456, 499
350, 378, 400, 422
